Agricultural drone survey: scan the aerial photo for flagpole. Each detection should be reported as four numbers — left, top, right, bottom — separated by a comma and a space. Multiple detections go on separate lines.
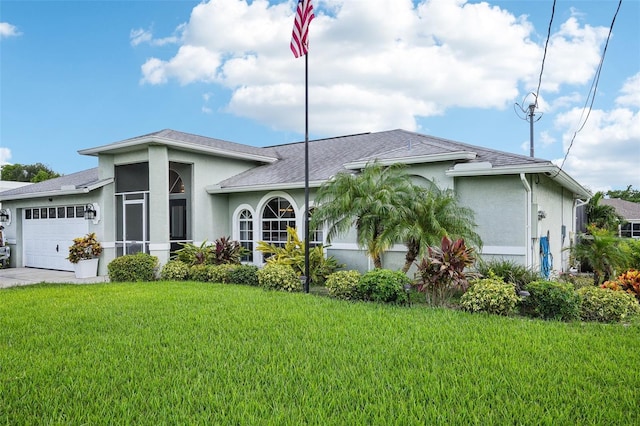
304, 51, 310, 294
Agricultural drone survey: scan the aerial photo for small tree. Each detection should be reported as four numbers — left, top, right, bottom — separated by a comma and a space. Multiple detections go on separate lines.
570, 225, 630, 285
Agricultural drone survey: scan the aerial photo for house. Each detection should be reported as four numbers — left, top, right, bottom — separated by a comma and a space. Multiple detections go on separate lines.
0, 129, 590, 276
601, 198, 640, 238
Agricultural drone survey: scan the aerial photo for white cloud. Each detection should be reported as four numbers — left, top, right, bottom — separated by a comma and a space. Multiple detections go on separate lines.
0, 147, 12, 168
0, 22, 21, 39
553, 76, 640, 191
130, 26, 182, 47
130, 28, 153, 46
616, 72, 640, 108
136, 0, 611, 136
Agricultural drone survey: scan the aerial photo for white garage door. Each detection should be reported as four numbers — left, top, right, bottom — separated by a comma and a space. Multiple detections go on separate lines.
23, 205, 89, 271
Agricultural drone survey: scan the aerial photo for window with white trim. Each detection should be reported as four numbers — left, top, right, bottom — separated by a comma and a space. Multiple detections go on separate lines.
239, 209, 254, 262
262, 197, 296, 249
308, 207, 323, 247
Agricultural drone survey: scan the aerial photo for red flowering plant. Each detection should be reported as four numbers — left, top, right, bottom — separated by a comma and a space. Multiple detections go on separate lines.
67, 232, 103, 264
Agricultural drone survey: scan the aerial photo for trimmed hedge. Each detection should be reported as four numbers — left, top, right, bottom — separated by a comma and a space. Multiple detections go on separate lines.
160, 260, 190, 281
108, 253, 159, 282
257, 264, 301, 292
577, 286, 640, 323
460, 277, 519, 315
357, 269, 410, 304
227, 264, 260, 286
522, 280, 581, 321
325, 270, 362, 300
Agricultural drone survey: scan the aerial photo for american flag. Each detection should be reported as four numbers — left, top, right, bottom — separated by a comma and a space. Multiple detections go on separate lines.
290, 0, 315, 58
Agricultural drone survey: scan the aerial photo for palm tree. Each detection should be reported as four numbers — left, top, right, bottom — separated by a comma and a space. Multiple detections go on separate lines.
310, 162, 415, 268
570, 225, 630, 285
586, 192, 624, 232
386, 186, 482, 273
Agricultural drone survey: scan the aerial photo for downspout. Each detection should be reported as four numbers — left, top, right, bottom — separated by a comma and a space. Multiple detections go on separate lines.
520, 173, 532, 268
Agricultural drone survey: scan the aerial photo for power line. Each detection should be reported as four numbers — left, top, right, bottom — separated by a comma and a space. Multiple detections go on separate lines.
557, 0, 622, 173
534, 0, 556, 108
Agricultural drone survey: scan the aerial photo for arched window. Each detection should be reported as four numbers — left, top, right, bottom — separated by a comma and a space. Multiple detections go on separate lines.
308, 207, 323, 247
238, 209, 254, 262
169, 169, 185, 194
262, 197, 296, 248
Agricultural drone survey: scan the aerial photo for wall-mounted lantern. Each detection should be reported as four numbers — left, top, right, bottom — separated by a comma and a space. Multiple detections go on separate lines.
0, 208, 11, 224
84, 203, 97, 220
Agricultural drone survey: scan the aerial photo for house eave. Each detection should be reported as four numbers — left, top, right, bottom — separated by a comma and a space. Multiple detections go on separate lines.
78, 136, 278, 164
446, 163, 591, 199
206, 180, 326, 194
0, 178, 113, 202
344, 151, 477, 169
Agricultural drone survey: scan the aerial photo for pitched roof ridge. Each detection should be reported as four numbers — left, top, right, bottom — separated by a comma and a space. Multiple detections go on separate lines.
263, 131, 373, 148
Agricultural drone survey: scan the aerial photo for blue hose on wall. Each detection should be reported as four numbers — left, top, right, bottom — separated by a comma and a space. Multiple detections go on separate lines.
540, 236, 552, 279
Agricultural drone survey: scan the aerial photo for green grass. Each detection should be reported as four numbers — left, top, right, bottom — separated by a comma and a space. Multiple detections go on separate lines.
1, 282, 639, 425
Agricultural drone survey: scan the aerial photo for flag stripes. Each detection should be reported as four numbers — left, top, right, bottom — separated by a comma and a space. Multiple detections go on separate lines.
290, 0, 315, 58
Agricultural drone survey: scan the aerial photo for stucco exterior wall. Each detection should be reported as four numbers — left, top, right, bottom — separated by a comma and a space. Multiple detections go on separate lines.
529, 174, 576, 273
455, 175, 527, 264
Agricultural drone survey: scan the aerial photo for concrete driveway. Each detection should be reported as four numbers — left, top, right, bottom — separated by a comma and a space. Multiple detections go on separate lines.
0, 268, 109, 289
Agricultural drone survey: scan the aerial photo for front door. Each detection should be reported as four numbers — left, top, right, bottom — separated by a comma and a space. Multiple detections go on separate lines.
124, 199, 146, 254
170, 198, 187, 252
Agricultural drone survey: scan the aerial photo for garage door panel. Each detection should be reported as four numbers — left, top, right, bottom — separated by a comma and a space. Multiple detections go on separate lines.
23, 207, 89, 271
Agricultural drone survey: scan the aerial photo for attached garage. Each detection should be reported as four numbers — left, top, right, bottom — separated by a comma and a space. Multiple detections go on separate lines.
23, 205, 89, 271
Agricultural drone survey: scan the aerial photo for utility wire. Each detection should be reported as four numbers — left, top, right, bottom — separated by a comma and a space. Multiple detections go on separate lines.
556, 0, 622, 174
534, 0, 556, 108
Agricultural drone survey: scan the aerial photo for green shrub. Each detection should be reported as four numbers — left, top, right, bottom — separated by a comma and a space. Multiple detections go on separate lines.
228, 264, 260, 286
160, 260, 190, 281
358, 269, 410, 304
460, 277, 520, 315
325, 270, 362, 300
208, 264, 237, 283
108, 253, 159, 282
189, 264, 210, 282
476, 259, 539, 293
558, 273, 595, 290
521, 280, 581, 321
257, 264, 301, 292
577, 286, 640, 323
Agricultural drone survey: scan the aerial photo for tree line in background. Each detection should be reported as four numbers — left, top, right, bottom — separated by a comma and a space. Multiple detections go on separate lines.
1, 163, 61, 183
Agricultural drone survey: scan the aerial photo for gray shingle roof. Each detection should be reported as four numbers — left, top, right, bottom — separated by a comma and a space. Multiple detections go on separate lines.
81, 129, 278, 160
0, 168, 100, 198
601, 198, 640, 220
1, 128, 568, 199
215, 129, 552, 189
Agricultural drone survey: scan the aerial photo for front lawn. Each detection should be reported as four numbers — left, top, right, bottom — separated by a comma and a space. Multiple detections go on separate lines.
1, 282, 638, 424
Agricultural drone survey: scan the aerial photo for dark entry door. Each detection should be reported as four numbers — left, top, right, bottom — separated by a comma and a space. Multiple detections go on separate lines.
170, 199, 187, 252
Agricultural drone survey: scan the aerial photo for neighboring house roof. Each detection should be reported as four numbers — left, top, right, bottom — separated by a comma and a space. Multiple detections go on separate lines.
0, 181, 32, 192
601, 198, 640, 221
0, 168, 109, 201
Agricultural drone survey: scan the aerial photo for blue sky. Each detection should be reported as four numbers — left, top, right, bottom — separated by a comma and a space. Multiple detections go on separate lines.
1, 0, 638, 192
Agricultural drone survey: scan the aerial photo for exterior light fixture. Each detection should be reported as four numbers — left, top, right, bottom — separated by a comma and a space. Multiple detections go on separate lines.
0, 208, 10, 223
537, 210, 547, 220
84, 203, 97, 220
404, 283, 412, 307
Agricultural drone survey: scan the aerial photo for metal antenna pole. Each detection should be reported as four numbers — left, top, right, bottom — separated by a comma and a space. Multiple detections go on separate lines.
528, 103, 536, 158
